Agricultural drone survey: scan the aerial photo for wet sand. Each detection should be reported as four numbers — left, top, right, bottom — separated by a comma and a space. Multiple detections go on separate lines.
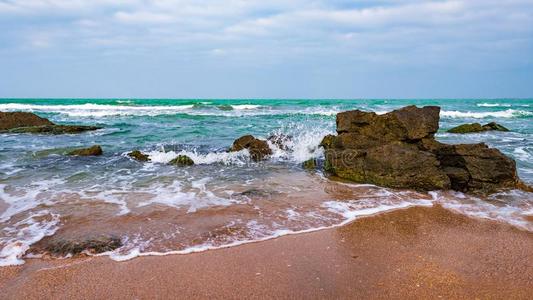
1, 205, 532, 299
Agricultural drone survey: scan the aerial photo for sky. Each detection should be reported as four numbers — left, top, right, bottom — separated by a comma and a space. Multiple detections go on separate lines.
0, 0, 532, 99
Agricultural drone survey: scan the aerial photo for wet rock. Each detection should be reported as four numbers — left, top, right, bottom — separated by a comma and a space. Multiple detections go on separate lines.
321, 106, 524, 194
447, 122, 509, 134
128, 150, 150, 162
235, 188, 277, 198
302, 158, 317, 170
0, 111, 101, 134
4, 125, 101, 134
40, 236, 122, 256
0, 111, 54, 130
230, 135, 272, 161
68, 145, 103, 156
267, 133, 293, 151
169, 155, 194, 166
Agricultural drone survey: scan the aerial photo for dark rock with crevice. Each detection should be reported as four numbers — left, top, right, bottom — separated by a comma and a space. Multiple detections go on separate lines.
321, 106, 527, 194
230, 135, 272, 161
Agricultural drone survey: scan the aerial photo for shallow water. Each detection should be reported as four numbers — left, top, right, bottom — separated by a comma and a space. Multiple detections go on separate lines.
0, 99, 532, 266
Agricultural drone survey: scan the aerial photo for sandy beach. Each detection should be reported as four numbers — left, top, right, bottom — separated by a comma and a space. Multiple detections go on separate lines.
1, 205, 531, 299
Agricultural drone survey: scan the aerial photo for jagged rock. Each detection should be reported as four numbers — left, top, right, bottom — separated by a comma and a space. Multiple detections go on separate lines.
128, 150, 150, 162
39, 236, 122, 256
321, 106, 525, 194
448, 122, 509, 134
230, 135, 272, 161
302, 158, 317, 169
68, 145, 103, 156
0, 111, 101, 134
169, 155, 194, 166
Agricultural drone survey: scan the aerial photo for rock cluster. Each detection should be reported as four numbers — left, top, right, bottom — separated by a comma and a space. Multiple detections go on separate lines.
321, 106, 525, 194
230, 135, 272, 161
448, 122, 509, 134
0, 111, 101, 134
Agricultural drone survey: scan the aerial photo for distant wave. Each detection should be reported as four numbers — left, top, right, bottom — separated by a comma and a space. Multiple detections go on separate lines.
476, 103, 512, 107
441, 109, 532, 119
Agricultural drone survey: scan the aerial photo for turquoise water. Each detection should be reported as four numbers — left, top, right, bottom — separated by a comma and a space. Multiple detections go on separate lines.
0, 99, 532, 266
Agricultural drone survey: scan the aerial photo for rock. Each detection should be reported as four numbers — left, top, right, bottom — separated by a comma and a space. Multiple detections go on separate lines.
169, 155, 194, 166
128, 150, 150, 162
448, 122, 509, 134
39, 236, 122, 256
321, 106, 524, 194
482, 122, 509, 132
68, 145, 103, 156
0, 111, 98, 133
230, 135, 272, 161
235, 188, 276, 198
302, 158, 317, 169
0, 111, 101, 134
4, 125, 101, 134
0, 111, 53, 130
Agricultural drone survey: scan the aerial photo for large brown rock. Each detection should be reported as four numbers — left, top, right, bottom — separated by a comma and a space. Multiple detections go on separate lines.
68, 145, 103, 156
0, 111, 101, 134
0, 111, 53, 130
230, 135, 272, 161
322, 106, 525, 194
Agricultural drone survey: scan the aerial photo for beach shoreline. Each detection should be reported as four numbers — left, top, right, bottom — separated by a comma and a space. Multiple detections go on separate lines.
1, 205, 531, 299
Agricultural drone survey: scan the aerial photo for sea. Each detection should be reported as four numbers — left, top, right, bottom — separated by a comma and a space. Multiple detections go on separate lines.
0, 98, 532, 266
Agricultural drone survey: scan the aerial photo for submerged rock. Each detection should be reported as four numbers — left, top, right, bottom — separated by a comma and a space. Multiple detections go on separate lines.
447, 122, 509, 134
40, 236, 122, 256
128, 150, 150, 162
321, 106, 526, 194
0, 111, 101, 134
169, 155, 194, 166
68, 145, 103, 156
302, 158, 317, 170
230, 135, 272, 161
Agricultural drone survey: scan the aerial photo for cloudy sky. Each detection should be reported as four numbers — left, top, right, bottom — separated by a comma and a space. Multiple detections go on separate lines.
0, 0, 532, 98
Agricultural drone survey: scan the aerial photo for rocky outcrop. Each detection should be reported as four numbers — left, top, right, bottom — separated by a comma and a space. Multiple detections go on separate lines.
321, 106, 525, 194
128, 150, 150, 162
268, 133, 292, 150
169, 155, 194, 166
68, 145, 103, 156
0, 111, 101, 134
447, 122, 509, 134
230, 135, 272, 161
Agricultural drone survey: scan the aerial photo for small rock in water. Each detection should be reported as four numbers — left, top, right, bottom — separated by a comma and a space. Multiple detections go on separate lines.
68, 145, 103, 156
40, 236, 122, 256
447, 122, 509, 133
169, 155, 194, 166
230, 135, 272, 161
302, 158, 317, 169
128, 150, 150, 162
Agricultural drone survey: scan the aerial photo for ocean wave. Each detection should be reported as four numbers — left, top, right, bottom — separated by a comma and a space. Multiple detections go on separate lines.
476, 103, 512, 107
441, 109, 532, 119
